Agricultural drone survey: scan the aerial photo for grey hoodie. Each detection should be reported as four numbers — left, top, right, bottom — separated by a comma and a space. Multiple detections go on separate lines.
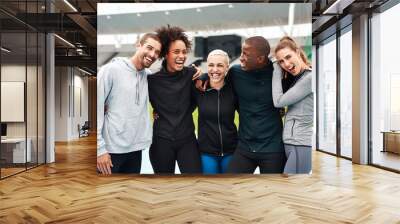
272, 63, 313, 146
97, 57, 152, 156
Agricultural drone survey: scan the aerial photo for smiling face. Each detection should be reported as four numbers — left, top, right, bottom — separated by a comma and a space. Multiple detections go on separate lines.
136, 37, 161, 69
276, 47, 304, 76
207, 54, 229, 85
239, 43, 263, 71
165, 40, 187, 72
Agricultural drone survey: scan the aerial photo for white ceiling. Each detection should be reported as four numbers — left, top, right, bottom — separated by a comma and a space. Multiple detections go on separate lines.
97, 3, 312, 67
98, 3, 311, 34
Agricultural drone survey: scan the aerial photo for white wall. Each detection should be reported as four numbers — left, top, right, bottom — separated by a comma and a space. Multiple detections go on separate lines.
55, 67, 68, 141
1, 65, 30, 138
55, 67, 89, 141
1, 66, 26, 136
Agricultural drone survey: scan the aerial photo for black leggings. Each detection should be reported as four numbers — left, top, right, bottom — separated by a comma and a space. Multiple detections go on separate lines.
227, 149, 286, 174
109, 150, 142, 174
150, 135, 202, 174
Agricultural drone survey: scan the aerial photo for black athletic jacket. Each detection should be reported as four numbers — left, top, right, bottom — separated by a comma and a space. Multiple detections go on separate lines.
228, 64, 284, 153
147, 62, 196, 140
193, 80, 238, 156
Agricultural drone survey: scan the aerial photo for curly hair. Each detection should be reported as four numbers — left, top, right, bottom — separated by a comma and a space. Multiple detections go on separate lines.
155, 25, 192, 58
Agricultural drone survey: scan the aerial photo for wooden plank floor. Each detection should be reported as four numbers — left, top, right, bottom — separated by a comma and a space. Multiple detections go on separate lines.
1, 135, 400, 223
1, 167, 26, 177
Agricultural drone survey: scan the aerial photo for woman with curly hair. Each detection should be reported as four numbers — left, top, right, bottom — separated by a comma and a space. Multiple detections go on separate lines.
147, 25, 202, 174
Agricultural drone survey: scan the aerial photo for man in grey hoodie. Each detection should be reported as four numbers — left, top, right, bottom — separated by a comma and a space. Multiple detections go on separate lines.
97, 33, 162, 174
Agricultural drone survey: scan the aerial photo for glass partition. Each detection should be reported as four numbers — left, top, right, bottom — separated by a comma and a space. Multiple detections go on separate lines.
38, 32, 45, 165
27, 31, 38, 170
0, 1, 46, 179
370, 3, 400, 171
339, 27, 352, 158
1, 30, 28, 177
317, 35, 337, 155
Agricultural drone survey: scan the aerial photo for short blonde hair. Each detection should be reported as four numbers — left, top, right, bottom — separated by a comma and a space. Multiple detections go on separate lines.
207, 49, 230, 65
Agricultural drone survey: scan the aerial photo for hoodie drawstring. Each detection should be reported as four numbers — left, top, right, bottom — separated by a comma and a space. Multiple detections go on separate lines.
136, 71, 140, 105
119, 57, 140, 105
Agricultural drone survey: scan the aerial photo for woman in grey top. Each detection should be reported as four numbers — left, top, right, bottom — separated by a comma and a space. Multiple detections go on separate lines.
272, 36, 313, 174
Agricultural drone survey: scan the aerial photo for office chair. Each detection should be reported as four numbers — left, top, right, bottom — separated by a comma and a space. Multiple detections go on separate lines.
79, 121, 90, 138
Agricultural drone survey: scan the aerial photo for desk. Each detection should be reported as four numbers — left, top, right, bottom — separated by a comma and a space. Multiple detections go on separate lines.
1, 138, 31, 163
381, 131, 400, 154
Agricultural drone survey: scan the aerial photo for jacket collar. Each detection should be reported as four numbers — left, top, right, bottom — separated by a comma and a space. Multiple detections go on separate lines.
160, 59, 182, 76
206, 80, 226, 92
247, 60, 273, 75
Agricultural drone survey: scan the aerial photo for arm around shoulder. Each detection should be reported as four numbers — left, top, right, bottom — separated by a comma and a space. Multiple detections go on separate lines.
273, 69, 312, 107
272, 63, 285, 108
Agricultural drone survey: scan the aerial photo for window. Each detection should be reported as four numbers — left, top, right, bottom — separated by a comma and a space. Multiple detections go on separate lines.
370, 2, 400, 171
317, 35, 337, 154
339, 27, 352, 158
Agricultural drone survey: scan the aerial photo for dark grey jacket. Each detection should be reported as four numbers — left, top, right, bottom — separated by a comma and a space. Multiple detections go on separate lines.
272, 63, 313, 146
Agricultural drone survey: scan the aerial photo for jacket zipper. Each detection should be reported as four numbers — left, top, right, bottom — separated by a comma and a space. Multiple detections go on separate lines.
291, 119, 295, 137
217, 90, 224, 156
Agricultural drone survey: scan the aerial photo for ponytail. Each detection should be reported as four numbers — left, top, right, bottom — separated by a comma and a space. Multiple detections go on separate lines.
275, 36, 310, 67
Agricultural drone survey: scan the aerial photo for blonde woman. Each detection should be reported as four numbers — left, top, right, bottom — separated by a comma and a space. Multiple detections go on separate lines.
193, 50, 238, 174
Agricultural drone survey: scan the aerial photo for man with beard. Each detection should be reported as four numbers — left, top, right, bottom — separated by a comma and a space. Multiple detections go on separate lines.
97, 33, 162, 174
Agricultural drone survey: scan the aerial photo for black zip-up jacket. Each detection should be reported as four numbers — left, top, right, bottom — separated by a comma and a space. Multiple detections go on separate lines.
147, 63, 196, 140
193, 80, 238, 156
